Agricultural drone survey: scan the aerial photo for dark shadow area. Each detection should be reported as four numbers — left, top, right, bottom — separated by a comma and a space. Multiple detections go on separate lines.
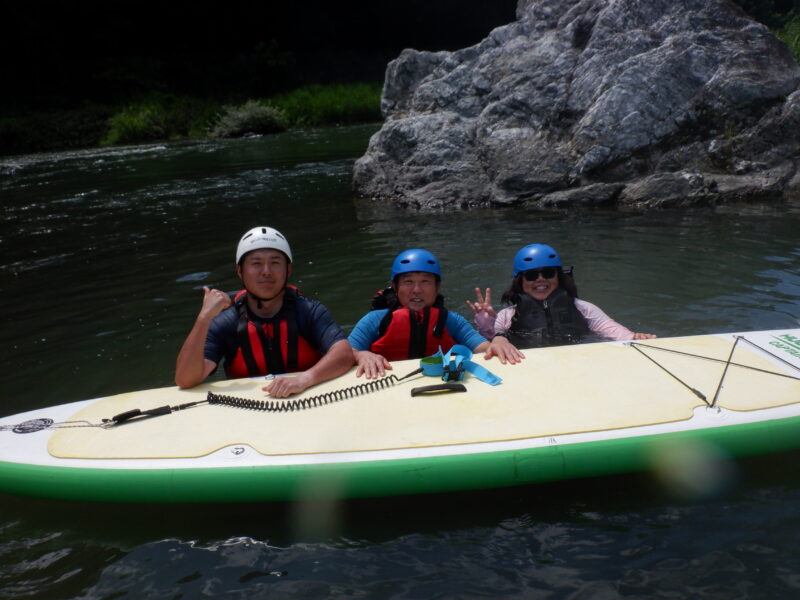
4, 1, 519, 111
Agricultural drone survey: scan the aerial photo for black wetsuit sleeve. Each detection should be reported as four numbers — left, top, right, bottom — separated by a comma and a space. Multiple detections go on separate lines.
203, 306, 239, 365
296, 297, 347, 354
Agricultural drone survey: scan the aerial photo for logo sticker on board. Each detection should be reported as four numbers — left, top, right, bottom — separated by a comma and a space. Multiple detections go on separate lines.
770, 334, 800, 361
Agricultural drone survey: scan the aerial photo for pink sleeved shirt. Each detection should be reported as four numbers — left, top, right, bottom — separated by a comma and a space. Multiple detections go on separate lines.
475, 299, 635, 341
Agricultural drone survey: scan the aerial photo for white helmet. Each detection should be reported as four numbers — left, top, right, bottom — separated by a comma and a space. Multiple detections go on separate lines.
235, 226, 292, 264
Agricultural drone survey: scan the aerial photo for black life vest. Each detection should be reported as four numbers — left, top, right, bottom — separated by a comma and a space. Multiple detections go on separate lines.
505, 288, 591, 349
370, 287, 401, 311
226, 286, 321, 378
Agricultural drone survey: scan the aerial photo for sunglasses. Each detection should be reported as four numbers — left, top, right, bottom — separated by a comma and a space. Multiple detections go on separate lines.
523, 267, 558, 281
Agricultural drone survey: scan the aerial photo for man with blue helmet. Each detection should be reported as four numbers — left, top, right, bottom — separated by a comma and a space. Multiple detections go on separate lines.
470, 243, 655, 348
349, 249, 520, 378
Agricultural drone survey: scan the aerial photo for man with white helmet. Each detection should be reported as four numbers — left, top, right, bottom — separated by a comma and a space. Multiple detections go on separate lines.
175, 226, 353, 397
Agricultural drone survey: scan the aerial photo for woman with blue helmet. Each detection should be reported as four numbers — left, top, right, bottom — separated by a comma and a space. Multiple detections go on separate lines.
349, 249, 519, 378
469, 243, 655, 349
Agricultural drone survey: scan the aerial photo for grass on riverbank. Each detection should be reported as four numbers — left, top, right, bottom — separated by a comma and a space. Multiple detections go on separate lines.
102, 82, 382, 146
0, 82, 382, 155
270, 83, 383, 127
101, 94, 220, 146
204, 83, 382, 139
776, 13, 800, 63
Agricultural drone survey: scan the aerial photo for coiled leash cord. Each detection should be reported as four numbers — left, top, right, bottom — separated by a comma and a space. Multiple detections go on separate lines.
207, 370, 418, 413
2, 367, 439, 432
102, 368, 424, 425
7, 349, 491, 432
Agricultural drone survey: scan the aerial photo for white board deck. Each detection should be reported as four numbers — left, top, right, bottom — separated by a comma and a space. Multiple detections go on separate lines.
1, 329, 799, 502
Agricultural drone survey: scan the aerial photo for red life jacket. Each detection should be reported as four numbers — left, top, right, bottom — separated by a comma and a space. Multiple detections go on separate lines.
225, 286, 321, 379
370, 306, 457, 361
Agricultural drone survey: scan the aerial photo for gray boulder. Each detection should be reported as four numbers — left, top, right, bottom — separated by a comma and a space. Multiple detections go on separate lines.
353, 0, 800, 210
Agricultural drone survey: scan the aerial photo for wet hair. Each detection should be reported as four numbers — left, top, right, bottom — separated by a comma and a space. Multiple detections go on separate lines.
371, 287, 401, 310
500, 267, 579, 305
371, 286, 445, 310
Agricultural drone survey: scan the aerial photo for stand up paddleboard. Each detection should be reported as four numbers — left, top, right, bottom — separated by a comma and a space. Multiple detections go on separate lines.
1, 329, 799, 503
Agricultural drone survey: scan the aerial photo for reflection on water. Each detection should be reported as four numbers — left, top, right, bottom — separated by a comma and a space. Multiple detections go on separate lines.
1, 125, 799, 599
2, 467, 799, 599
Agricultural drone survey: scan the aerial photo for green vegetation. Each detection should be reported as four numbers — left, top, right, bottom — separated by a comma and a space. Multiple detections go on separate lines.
1, 83, 382, 154
101, 82, 382, 147
208, 100, 289, 138
732, 0, 800, 29
270, 83, 383, 127
776, 13, 800, 63
101, 93, 218, 146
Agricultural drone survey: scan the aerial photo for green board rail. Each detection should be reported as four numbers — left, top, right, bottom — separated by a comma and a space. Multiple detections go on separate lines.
3, 415, 799, 504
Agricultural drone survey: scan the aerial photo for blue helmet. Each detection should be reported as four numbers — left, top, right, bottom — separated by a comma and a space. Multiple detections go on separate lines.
513, 244, 561, 276
391, 249, 441, 280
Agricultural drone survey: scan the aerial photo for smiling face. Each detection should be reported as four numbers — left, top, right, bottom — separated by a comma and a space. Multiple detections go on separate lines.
521, 268, 559, 302
236, 249, 291, 300
394, 271, 440, 311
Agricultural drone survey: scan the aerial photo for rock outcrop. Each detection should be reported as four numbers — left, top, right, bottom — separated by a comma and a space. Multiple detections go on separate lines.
353, 0, 800, 210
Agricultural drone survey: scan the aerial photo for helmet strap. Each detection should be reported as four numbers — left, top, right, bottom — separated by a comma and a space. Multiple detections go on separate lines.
246, 288, 285, 309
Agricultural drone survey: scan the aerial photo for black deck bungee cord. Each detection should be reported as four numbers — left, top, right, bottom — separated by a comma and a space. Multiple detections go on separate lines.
629, 335, 800, 407
710, 335, 742, 408
737, 335, 800, 375
629, 343, 709, 405
629, 341, 800, 380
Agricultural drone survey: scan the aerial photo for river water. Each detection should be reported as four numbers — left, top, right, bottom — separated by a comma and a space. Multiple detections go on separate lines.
1, 124, 799, 599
